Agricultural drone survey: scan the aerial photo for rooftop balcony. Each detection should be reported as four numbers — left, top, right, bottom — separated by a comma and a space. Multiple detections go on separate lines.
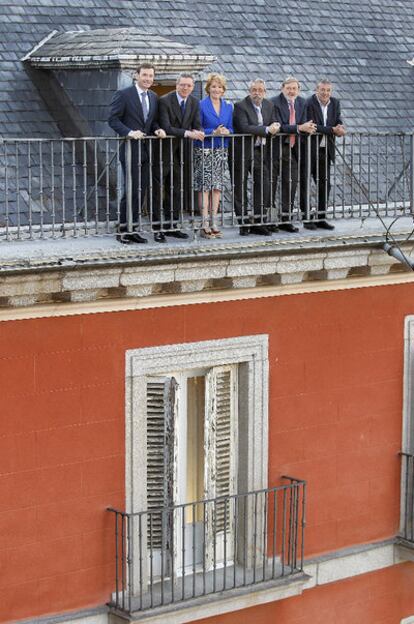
0, 132, 412, 243
1, 132, 413, 311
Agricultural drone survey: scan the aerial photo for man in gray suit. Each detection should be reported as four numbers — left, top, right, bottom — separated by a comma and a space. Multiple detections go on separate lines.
232, 79, 280, 236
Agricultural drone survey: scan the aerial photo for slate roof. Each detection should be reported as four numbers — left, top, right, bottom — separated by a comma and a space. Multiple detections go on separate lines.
0, 0, 412, 138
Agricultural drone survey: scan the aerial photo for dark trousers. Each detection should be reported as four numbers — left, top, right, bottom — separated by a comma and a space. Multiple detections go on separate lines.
272, 143, 308, 221
119, 156, 149, 230
153, 142, 194, 229
310, 147, 331, 219
232, 146, 271, 225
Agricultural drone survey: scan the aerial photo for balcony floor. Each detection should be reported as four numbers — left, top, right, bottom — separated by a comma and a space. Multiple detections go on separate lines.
111, 560, 302, 614
0, 216, 413, 272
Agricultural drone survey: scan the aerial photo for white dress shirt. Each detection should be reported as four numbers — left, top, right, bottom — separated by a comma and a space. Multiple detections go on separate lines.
317, 98, 330, 147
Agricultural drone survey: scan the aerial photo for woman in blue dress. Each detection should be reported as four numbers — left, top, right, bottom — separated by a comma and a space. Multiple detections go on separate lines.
193, 73, 233, 238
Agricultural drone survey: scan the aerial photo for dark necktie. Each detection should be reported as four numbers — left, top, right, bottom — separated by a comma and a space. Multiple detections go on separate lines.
180, 99, 186, 118
255, 105, 264, 146
141, 92, 149, 122
289, 100, 296, 147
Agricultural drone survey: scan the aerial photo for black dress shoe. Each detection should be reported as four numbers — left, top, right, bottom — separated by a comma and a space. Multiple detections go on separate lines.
154, 232, 167, 243
317, 220, 334, 230
116, 232, 134, 245
251, 225, 272, 236
279, 223, 299, 233
239, 227, 250, 236
130, 232, 148, 244
165, 230, 189, 239
303, 222, 317, 230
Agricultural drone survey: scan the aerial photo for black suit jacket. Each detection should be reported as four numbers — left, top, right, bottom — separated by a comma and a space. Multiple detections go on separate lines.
271, 93, 307, 143
108, 84, 160, 162
305, 94, 343, 161
158, 92, 201, 138
158, 91, 202, 162
233, 96, 277, 161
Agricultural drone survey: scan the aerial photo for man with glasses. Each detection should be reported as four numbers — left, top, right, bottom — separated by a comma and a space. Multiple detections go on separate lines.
232, 79, 280, 236
155, 73, 205, 243
271, 77, 316, 232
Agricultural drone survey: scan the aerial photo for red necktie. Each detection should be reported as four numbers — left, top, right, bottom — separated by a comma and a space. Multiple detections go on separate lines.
289, 100, 296, 147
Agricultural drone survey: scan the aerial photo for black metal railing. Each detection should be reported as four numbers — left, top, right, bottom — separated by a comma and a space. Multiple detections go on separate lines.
107, 477, 306, 614
0, 132, 413, 242
400, 452, 414, 543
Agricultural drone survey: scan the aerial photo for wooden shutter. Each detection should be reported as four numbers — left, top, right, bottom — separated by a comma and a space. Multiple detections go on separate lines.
204, 365, 238, 536
146, 376, 178, 549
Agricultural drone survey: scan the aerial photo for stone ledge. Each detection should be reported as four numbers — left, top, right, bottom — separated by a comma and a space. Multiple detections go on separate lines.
309, 542, 395, 586
108, 574, 310, 624
395, 539, 414, 563
10, 539, 409, 624
324, 249, 370, 270
62, 268, 122, 291
0, 242, 413, 311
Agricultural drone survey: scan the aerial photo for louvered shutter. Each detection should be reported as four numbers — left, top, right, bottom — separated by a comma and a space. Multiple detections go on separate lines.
146, 376, 178, 550
204, 365, 238, 564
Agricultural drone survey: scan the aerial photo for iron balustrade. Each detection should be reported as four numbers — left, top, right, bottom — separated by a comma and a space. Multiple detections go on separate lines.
107, 477, 306, 615
400, 452, 414, 544
0, 133, 412, 242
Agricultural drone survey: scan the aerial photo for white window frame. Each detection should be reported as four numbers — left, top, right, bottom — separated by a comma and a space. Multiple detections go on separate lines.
125, 335, 269, 594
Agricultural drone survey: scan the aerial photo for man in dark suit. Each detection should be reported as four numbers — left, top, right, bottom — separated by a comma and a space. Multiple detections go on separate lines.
155, 73, 205, 243
304, 79, 346, 230
232, 79, 280, 236
271, 77, 316, 232
108, 63, 166, 244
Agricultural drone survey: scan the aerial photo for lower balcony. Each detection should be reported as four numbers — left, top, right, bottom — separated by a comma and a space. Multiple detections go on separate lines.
398, 452, 414, 561
107, 477, 306, 620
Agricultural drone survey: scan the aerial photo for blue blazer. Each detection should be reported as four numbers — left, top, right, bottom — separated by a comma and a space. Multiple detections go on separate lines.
195, 96, 234, 148
271, 93, 307, 143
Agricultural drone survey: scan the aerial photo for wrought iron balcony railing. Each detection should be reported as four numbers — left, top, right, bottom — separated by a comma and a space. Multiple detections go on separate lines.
107, 477, 306, 615
400, 452, 414, 544
0, 132, 412, 242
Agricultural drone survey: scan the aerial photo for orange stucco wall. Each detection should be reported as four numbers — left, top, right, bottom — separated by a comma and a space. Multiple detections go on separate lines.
0, 282, 413, 621
197, 563, 414, 624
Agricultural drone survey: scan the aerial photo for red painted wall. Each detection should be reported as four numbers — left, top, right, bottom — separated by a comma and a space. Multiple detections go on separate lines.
197, 563, 414, 624
0, 282, 412, 621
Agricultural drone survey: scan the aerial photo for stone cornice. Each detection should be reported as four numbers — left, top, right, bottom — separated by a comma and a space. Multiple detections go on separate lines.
0, 236, 413, 314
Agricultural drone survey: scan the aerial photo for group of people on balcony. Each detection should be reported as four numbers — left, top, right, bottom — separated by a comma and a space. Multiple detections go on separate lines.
108, 64, 346, 245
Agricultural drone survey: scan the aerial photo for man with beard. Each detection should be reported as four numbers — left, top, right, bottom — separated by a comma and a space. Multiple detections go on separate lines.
232, 79, 280, 236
